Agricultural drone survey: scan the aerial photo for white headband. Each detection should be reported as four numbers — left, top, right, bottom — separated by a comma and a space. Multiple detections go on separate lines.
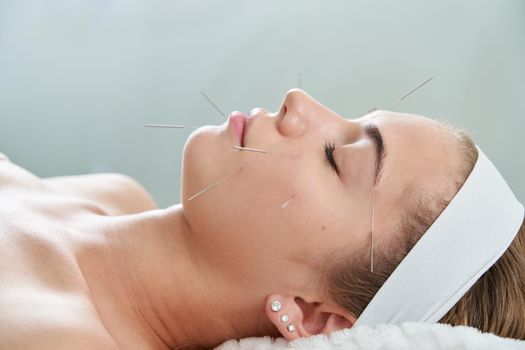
355, 146, 524, 325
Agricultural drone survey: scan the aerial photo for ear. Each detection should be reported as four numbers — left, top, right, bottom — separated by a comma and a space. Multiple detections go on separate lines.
265, 294, 356, 340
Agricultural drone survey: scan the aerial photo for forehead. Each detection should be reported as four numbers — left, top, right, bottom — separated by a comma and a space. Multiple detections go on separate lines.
360, 111, 460, 217
372, 111, 455, 160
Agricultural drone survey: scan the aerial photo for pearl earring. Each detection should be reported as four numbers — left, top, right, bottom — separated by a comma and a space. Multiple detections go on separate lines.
280, 314, 289, 323
271, 300, 282, 312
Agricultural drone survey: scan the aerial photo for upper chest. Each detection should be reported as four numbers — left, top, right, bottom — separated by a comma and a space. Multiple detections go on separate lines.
0, 158, 118, 349
0, 158, 101, 287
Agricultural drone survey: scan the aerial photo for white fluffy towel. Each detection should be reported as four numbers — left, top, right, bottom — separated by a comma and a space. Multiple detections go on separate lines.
215, 323, 525, 350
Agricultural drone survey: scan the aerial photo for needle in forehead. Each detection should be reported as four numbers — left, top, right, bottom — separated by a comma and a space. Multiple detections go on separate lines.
365, 79, 432, 272
371, 189, 376, 273
200, 91, 226, 117
363, 76, 433, 117
392, 76, 434, 106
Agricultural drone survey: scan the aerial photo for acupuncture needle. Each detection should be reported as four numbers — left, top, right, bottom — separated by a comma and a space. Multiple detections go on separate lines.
200, 91, 226, 117
391, 76, 433, 107
281, 194, 296, 208
187, 167, 241, 201
365, 76, 434, 115
364, 77, 433, 270
232, 146, 300, 159
145, 124, 200, 129
370, 188, 376, 273
232, 146, 267, 154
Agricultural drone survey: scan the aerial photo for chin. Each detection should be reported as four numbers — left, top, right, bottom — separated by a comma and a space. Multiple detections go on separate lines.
180, 124, 238, 205
180, 124, 247, 249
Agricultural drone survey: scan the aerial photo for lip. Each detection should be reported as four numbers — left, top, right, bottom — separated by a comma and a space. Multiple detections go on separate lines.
227, 111, 247, 146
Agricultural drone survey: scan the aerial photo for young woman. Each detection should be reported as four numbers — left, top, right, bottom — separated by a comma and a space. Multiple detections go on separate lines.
0, 89, 523, 349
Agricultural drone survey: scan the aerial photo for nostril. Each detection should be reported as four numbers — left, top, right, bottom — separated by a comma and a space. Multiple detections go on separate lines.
278, 108, 305, 138
278, 105, 287, 121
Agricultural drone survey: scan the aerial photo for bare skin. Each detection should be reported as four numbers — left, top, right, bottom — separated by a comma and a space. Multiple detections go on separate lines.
0, 155, 280, 349
0, 155, 156, 349
0, 90, 462, 349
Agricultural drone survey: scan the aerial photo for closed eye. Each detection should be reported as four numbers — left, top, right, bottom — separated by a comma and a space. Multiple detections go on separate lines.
324, 141, 339, 175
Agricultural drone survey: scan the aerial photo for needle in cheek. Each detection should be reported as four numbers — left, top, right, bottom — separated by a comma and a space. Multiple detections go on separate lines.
280, 194, 296, 208
232, 146, 267, 153
187, 167, 242, 201
232, 146, 301, 159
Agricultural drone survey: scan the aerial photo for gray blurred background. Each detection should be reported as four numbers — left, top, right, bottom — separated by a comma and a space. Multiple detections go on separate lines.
0, 0, 523, 207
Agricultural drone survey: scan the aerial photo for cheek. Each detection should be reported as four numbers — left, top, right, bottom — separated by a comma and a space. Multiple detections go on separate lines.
185, 150, 305, 258
231, 162, 329, 253
281, 176, 371, 256
221, 155, 300, 238
182, 139, 367, 268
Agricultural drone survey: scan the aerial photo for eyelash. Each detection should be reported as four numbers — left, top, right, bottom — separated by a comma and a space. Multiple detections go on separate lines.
324, 141, 339, 174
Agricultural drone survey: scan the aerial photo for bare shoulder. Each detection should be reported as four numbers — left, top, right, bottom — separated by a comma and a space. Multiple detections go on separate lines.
44, 173, 158, 215
0, 152, 157, 215
2, 330, 119, 350
0, 288, 119, 350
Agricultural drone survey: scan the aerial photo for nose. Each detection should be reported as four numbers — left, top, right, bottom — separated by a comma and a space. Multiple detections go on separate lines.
277, 89, 316, 138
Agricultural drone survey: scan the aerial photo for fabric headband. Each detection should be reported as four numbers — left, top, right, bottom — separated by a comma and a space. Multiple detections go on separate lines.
355, 146, 524, 325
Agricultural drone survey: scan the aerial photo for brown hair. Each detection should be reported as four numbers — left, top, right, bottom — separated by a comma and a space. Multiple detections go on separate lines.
321, 125, 525, 340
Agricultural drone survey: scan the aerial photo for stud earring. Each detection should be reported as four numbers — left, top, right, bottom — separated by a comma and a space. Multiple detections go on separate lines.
270, 300, 282, 312
280, 314, 289, 323
287, 324, 295, 332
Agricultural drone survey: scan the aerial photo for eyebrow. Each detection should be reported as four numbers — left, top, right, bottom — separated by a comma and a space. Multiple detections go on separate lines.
364, 122, 386, 186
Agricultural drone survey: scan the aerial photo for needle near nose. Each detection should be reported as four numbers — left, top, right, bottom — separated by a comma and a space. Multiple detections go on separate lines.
200, 91, 226, 117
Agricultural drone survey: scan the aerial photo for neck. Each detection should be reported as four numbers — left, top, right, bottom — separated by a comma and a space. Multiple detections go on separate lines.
74, 204, 277, 349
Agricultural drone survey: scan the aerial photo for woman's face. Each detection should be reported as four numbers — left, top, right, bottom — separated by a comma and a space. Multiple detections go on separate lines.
181, 89, 459, 291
